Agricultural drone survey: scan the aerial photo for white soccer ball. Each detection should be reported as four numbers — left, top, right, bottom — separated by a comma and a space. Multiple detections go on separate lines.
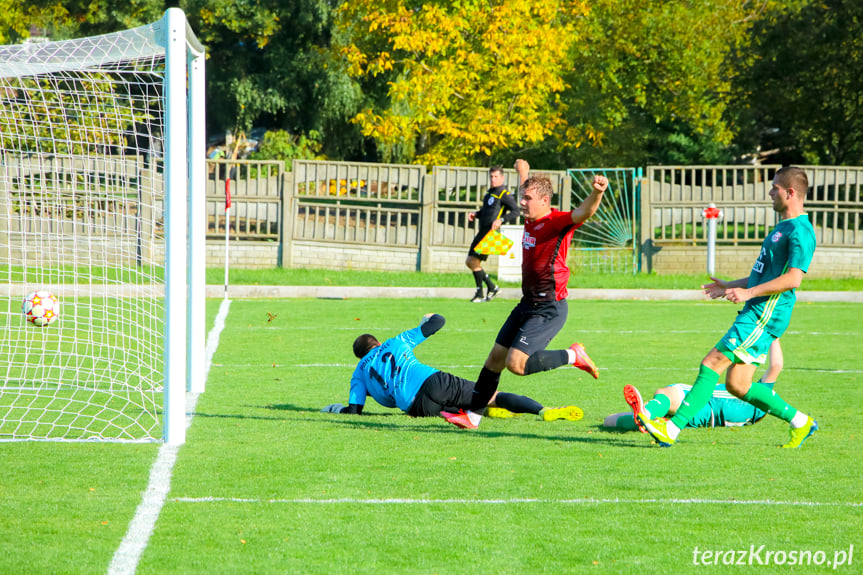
22, 290, 60, 327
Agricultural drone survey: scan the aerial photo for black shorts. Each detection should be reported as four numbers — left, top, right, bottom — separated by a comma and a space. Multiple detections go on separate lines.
495, 299, 568, 356
467, 229, 490, 261
407, 371, 475, 417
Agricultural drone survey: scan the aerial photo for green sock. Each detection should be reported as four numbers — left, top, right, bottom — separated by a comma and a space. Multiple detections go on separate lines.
644, 393, 671, 419
742, 382, 797, 423
671, 364, 720, 428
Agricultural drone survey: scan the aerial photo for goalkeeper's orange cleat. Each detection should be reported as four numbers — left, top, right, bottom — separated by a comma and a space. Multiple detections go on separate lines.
440, 409, 478, 430
569, 343, 599, 379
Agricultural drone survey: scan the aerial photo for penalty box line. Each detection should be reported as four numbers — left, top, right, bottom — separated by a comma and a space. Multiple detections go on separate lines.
172, 496, 863, 508
234, 363, 863, 375
107, 298, 233, 575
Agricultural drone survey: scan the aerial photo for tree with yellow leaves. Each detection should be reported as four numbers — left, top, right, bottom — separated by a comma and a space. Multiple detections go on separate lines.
334, 0, 588, 166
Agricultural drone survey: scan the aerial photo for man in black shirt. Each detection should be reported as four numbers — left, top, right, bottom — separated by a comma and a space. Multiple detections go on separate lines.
466, 166, 519, 302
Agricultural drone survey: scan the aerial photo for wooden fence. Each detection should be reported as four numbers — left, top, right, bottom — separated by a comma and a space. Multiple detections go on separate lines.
642, 165, 863, 248
4, 156, 861, 274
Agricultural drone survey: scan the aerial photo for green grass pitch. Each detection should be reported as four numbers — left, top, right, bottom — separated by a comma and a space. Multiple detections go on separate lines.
1, 297, 861, 574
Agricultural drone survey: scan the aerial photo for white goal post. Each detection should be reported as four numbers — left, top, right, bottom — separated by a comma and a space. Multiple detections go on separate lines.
0, 8, 206, 444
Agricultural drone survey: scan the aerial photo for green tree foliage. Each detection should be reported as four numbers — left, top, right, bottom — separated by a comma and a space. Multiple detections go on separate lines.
0, 1, 174, 157
7, 0, 863, 167
1, 75, 136, 155
735, 0, 863, 165
184, 0, 363, 159
552, 0, 761, 167
0, 0, 90, 43
6, 0, 165, 40
0, 1, 362, 161
332, 0, 766, 167
249, 129, 322, 170
0, 0, 32, 43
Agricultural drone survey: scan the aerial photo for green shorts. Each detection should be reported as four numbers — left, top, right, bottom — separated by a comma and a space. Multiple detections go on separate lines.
716, 311, 775, 366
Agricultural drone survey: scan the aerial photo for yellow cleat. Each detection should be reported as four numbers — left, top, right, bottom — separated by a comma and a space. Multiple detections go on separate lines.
638, 413, 676, 447
781, 417, 819, 448
540, 406, 584, 422
484, 407, 518, 419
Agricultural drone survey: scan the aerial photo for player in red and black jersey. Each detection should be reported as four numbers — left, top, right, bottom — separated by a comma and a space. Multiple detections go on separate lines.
442, 159, 608, 430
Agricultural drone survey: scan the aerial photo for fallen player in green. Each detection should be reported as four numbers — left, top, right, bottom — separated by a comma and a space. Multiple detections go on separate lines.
606, 340, 783, 433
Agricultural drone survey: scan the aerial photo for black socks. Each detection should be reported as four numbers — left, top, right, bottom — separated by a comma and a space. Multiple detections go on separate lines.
471, 367, 501, 411
524, 350, 569, 375
494, 392, 543, 415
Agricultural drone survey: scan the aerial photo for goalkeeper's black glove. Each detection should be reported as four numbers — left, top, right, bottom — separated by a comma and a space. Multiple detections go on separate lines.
321, 403, 345, 413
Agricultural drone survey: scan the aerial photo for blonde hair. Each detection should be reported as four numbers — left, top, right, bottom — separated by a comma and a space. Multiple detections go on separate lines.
522, 175, 554, 199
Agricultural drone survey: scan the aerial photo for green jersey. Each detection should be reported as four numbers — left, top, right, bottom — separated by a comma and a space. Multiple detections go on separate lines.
743, 214, 816, 337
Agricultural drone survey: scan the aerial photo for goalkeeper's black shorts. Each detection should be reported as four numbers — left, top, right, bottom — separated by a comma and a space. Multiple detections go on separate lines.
407, 371, 475, 417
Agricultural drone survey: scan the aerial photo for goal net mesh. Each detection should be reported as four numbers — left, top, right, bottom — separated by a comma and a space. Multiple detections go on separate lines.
0, 23, 170, 441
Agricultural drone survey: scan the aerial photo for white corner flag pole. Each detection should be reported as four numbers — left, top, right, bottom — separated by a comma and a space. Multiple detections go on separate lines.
703, 203, 723, 277
224, 172, 231, 299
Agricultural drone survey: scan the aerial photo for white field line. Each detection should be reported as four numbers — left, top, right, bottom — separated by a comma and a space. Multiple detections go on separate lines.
213, 363, 863, 374
274, 327, 863, 336
171, 496, 862, 508
107, 298, 232, 575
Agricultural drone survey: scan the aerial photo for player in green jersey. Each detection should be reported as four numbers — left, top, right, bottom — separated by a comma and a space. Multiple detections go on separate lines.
638, 167, 819, 448
607, 383, 773, 431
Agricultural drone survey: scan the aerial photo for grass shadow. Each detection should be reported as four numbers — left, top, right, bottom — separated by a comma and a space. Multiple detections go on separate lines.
298, 413, 649, 447
266, 402, 397, 416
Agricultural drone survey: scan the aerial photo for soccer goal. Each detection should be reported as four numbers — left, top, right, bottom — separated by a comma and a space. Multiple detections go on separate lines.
0, 9, 206, 444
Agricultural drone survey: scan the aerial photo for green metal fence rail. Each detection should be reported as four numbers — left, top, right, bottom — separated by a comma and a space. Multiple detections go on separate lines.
568, 167, 640, 273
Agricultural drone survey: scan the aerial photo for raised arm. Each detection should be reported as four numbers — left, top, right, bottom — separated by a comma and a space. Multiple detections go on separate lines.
421, 313, 445, 337
514, 159, 530, 187
570, 175, 608, 226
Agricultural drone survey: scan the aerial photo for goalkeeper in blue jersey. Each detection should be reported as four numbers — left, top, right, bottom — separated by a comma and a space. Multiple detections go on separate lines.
321, 313, 582, 422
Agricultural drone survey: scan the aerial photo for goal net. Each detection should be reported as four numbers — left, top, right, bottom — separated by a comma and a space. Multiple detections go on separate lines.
0, 9, 205, 443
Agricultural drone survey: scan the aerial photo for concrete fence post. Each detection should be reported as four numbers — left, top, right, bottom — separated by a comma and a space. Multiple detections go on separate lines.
280, 170, 294, 268
419, 172, 434, 272
638, 176, 652, 272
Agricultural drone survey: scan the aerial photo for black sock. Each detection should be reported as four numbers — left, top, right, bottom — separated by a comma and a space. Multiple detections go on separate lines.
484, 274, 496, 290
524, 350, 570, 375
494, 392, 542, 415
472, 270, 485, 291
470, 367, 501, 411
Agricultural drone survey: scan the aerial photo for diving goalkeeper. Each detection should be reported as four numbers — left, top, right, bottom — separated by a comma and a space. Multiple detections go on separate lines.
321, 313, 582, 422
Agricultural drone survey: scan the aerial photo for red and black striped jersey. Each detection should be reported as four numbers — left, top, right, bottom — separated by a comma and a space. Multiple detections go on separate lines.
521, 210, 581, 301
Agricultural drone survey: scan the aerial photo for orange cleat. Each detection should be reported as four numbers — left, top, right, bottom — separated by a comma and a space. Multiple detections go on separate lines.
440, 409, 478, 429
623, 384, 648, 433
